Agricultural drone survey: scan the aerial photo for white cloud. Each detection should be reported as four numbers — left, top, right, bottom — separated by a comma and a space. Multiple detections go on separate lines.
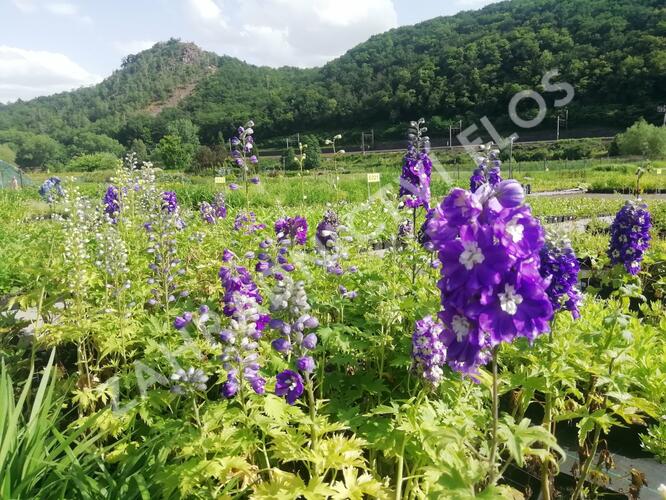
113, 40, 157, 55
188, 0, 223, 21
0, 46, 101, 103
184, 0, 398, 67
11, 0, 36, 13
45, 2, 77, 15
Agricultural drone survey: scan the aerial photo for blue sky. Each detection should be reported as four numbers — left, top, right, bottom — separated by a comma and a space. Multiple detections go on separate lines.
0, 0, 499, 103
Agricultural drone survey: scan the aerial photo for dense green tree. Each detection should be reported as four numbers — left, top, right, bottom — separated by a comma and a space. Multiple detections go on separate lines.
68, 132, 125, 157
281, 147, 298, 171
5, 133, 65, 169
0, 144, 16, 164
129, 138, 149, 162
155, 134, 192, 170
301, 135, 321, 170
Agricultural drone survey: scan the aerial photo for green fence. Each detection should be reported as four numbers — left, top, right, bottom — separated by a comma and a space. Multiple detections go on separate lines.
0, 160, 32, 188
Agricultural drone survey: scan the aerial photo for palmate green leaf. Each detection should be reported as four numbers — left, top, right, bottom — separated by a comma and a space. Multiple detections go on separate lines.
251, 470, 306, 499
498, 416, 565, 468
309, 434, 367, 471
577, 410, 620, 446
268, 428, 311, 464
331, 467, 390, 500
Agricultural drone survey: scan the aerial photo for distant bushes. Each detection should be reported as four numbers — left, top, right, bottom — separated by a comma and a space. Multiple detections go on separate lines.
614, 119, 666, 158
510, 138, 609, 162
64, 153, 120, 172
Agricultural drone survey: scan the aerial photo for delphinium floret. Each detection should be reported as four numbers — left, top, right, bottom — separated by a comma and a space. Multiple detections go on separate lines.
233, 211, 266, 234
607, 200, 652, 275
275, 216, 308, 246
218, 291, 268, 399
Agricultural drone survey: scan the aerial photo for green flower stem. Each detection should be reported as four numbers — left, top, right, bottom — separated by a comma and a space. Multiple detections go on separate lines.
488, 346, 499, 485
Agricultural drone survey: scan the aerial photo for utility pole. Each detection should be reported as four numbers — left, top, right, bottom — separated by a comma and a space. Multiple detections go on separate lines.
361, 131, 374, 155
509, 137, 515, 179
449, 120, 463, 148
556, 109, 569, 141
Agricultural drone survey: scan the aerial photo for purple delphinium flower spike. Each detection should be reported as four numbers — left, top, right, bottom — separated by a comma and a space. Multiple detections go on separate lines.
539, 231, 582, 319
399, 119, 432, 209
607, 200, 651, 275
425, 179, 552, 375
412, 316, 447, 386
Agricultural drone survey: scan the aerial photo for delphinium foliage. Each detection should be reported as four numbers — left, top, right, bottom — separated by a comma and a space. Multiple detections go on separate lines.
607, 199, 652, 275
539, 231, 582, 318
145, 190, 187, 310
470, 144, 502, 192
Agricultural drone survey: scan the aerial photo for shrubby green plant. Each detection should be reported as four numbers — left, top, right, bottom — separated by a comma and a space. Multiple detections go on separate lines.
616, 119, 666, 158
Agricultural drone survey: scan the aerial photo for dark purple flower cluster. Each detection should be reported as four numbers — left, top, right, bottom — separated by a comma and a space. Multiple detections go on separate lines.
315, 210, 353, 275
275, 216, 308, 245
39, 176, 65, 203
315, 210, 339, 250
418, 209, 435, 251
199, 193, 227, 224
255, 237, 297, 279
469, 147, 502, 193
425, 180, 553, 373
539, 232, 582, 319
412, 316, 447, 386
233, 211, 266, 234
397, 219, 413, 246
103, 185, 120, 220
607, 200, 652, 275
399, 119, 432, 209
162, 191, 178, 214
219, 257, 264, 317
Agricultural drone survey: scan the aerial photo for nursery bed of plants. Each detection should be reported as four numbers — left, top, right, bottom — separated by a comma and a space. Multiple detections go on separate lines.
1, 125, 665, 500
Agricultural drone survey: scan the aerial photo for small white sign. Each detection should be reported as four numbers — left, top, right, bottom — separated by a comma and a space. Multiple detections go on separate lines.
214, 176, 226, 184
367, 173, 381, 183
658, 105, 666, 113
657, 169, 663, 175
